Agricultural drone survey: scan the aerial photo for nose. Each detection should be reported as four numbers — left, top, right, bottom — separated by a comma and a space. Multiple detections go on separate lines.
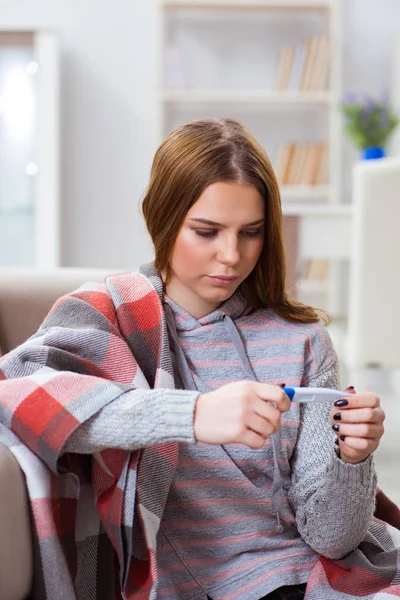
216, 235, 240, 266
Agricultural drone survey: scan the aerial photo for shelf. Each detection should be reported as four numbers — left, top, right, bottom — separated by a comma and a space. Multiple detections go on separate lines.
280, 185, 331, 202
160, 0, 346, 317
160, 0, 332, 11
163, 90, 333, 104
282, 204, 353, 217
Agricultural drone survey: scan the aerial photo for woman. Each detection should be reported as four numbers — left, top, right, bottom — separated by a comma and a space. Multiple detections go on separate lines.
0, 118, 390, 600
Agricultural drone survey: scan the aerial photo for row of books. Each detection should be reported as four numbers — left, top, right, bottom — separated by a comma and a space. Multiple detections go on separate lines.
300, 259, 329, 281
275, 143, 327, 186
164, 34, 330, 92
274, 35, 330, 92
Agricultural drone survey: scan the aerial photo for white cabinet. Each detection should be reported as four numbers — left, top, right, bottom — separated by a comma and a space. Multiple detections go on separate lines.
0, 30, 60, 267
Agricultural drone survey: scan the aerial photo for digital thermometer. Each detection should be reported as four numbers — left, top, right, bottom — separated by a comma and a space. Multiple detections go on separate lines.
283, 387, 347, 404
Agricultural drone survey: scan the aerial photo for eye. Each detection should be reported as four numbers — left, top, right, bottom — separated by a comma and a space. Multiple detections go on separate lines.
193, 229, 218, 238
241, 229, 263, 238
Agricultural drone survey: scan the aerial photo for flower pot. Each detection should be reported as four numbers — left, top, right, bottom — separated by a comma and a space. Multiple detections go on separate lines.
361, 147, 386, 160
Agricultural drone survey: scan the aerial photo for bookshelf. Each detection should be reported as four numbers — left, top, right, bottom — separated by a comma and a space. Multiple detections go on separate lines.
158, 0, 348, 318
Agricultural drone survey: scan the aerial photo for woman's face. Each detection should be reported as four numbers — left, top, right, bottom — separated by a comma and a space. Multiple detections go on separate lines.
166, 182, 265, 319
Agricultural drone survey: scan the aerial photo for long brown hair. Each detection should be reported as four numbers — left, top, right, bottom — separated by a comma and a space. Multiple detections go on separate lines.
142, 118, 328, 325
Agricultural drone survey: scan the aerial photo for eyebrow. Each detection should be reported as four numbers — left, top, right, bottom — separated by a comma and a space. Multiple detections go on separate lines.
189, 218, 265, 227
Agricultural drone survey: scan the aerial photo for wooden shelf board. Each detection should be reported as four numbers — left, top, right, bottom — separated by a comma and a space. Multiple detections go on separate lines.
163, 90, 332, 104
282, 203, 353, 217
160, 0, 332, 11
280, 185, 331, 201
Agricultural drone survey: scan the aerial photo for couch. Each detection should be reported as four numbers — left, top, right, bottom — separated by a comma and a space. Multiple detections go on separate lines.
0, 267, 114, 600
0, 267, 114, 356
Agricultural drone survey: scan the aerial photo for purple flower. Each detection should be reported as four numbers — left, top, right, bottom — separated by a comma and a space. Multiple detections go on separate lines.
342, 92, 359, 104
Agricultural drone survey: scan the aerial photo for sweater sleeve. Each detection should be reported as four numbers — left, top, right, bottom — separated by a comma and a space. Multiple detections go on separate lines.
64, 387, 197, 453
0, 282, 197, 472
288, 325, 377, 560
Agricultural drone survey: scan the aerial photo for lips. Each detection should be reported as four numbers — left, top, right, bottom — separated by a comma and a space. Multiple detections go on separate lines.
207, 275, 239, 286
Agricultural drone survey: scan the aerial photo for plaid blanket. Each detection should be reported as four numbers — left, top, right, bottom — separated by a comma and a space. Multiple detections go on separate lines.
0, 270, 399, 599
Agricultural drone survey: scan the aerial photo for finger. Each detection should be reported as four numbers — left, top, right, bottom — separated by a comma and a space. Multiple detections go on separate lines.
345, 386, 356, 394
333, 422, 383, 439
254, 383, 291, 413
332, 407, 384, 424
333, 392, 380, 410
247, 411, 280, 437
253, 401, 281, 431
240, 429, 266, 450
338, 436, 379, 453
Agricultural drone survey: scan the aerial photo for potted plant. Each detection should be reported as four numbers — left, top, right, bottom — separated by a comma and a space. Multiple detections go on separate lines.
339, 94, 399, 159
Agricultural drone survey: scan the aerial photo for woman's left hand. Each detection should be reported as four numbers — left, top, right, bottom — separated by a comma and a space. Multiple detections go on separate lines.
331, 387, 385, 464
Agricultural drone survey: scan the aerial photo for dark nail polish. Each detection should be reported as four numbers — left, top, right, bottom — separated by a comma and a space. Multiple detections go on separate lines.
334, 438, 339, 445
340, 435, 346, 442
333, 413, 342, 421
347, 386, 355, 391
279, 383, 286, 388
334, 399, 349, 407
332, 424, 340, 432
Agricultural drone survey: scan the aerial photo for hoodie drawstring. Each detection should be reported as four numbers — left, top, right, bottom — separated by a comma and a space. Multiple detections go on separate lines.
165, 305, 285, 533
223, 315, 285, 533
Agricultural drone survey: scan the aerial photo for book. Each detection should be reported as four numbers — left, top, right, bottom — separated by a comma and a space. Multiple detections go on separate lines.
292, 144, 309, 185
315, 144, 328, 185
300, 35, 319, 91
310, 35, 330, 90
274, 143, 288, 181
275, 47, 295, 91
287, 144, 301, 185
288, 43, 306, 91
282, 215, 300, 297
303, 259, 329, 280
299, 36, 312, 90
276, 143, 295, 185
301, 143, 321, 185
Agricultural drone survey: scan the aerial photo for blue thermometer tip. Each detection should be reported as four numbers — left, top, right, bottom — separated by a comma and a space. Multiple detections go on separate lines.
283, 387, 295, 401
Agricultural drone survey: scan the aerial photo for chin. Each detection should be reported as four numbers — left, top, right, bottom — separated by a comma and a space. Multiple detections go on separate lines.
207, 288, 236, 302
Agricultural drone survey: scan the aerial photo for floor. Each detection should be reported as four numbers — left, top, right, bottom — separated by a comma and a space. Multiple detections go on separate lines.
330, 324, 400, 505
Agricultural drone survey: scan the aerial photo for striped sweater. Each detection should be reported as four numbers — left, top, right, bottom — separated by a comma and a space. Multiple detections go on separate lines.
153, 294, 376, 599
64, 284, 376, 598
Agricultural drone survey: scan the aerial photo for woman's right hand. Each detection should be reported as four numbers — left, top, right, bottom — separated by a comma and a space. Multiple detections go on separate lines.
193, 381, 291, 449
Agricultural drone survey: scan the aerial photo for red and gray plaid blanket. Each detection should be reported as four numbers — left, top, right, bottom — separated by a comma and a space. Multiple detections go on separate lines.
0, 270, 399, 599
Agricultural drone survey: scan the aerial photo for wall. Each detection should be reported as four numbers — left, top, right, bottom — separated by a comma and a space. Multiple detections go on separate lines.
0, 0, 399, 269
0, 0, 158, 269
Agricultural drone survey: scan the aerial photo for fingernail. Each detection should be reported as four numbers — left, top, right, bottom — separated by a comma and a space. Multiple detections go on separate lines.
333, 413, 342, 421
334, 399, 349, 407
334, 438, 339, 445
332, 424, 340, 432
340, 435, 346, 442
347, 386, 355, 391
279, 383, 286, 388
